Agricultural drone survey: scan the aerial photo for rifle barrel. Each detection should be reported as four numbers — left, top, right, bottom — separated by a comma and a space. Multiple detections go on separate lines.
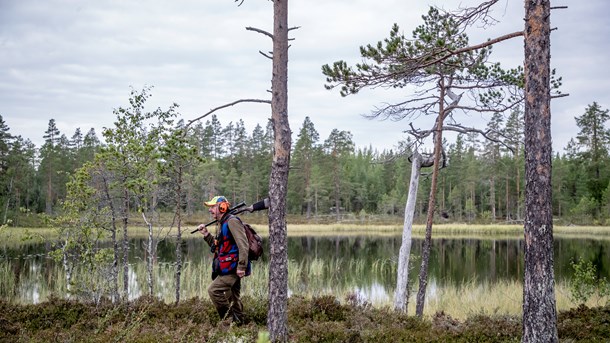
190, 201, 246, 234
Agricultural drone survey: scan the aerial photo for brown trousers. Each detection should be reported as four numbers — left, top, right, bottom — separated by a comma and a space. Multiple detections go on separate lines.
208, 274, 243, 322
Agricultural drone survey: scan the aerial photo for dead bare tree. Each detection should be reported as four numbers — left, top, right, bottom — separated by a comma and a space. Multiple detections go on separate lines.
323, 3, 523, 316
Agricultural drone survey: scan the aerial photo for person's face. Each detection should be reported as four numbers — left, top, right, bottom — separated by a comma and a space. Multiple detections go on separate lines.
208, 204, 221, 220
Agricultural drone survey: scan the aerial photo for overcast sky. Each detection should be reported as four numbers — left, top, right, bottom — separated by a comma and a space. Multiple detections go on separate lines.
1, 0, 609, 153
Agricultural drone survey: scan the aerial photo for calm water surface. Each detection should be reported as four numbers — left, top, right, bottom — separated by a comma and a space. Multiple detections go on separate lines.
1, 232, 609, 304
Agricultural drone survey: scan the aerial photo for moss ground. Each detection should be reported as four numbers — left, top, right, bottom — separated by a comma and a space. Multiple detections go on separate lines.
1, 295, 608, 342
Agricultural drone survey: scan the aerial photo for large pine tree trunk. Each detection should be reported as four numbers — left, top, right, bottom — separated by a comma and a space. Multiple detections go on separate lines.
415, 102, 445, 317
267, 0, 290, 341
522, 0, 558, 341
394, 150, 422, 312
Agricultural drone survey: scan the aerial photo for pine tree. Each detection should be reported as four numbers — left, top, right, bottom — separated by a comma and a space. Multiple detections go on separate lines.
573, 102, 610, 213
482, 112, 504, 220
323, 129, 354, 220
504, 108, 524, 220
289, 117, 320, 217
0, 115, 12, 175
522, 0, 558, 340
40, 119, 62, 214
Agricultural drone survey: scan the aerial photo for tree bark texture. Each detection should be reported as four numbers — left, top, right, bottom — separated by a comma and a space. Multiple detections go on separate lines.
415, 90, 445, 317
175, 167, 183, 304
394, 150, 422, 312
122, 188, 129, 301
46, 168, 53, 214
267, 1, 290, 341
146, 219, 154, 297
522, 1, 558, 342
102, 175, 119, 302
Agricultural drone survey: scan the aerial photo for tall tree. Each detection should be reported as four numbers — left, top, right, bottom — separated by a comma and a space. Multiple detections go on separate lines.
0, 116, 14, 224
82, 128, 101, 162
101, 87, 176, 300
0, 115, 12, 176
504, 108, 525, 220
289, 116, 319, 217
522, 0, 558, 341
482, 112, 504, 220
267, 0, 290, 340
160, 122, 200, 304
5, 137, 37, 225
250, 123, 272, 200
323, 129, 354, 220
322, 3, 523, 316
209, 114, 224, 159
573, 102, 610, 212
40, 119, 61, 214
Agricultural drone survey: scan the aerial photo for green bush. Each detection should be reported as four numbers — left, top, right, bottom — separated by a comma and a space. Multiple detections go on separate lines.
569, 258, 610, 305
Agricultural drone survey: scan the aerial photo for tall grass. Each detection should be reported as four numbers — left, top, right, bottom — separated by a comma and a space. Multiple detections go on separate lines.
1, 257, 608, 320
2, 223, 610, 323
415, 278, 609, 320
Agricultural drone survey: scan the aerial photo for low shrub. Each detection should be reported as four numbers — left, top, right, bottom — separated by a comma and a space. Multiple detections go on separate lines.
1, 295, 609, 342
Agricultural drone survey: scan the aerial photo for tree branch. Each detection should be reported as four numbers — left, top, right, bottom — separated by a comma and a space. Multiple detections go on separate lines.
186, 99, 271, 129
259, 51, 273, 60
551, 93, 569, 99
246, 26, 273, 39
416, 31, 524, 71
405, 122, 515, 154
453, 0, 500, 29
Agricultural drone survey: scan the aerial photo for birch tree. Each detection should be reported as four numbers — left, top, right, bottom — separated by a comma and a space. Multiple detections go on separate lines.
100, 87, 177, 300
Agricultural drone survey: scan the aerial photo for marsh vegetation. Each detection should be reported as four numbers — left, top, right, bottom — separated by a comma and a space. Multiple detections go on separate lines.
2, 225, 609, 318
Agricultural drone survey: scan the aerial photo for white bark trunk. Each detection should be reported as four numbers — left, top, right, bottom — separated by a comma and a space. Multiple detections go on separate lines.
394, 150, 422, 312
61, 238, 72, 297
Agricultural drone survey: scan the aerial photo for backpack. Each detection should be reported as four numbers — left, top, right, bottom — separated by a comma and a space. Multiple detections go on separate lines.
243, 223, 263, 261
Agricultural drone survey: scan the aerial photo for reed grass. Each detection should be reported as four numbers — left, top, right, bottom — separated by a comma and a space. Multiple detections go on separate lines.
0, 261, 15, 298
407, 279, 609, 320
2, 256, 608, 321
2, 223, 610, 324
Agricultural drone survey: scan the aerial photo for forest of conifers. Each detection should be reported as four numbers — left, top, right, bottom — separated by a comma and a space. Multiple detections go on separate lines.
1, 97, 609, 227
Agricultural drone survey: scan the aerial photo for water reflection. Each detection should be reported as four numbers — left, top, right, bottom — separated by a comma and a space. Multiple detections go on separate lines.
1, 234, 609, 304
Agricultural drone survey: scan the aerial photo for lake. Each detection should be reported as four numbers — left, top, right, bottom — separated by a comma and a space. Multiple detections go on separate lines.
1, 231, 609, 307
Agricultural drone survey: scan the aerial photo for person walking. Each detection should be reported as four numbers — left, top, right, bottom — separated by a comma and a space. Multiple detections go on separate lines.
196, 195, 251, 325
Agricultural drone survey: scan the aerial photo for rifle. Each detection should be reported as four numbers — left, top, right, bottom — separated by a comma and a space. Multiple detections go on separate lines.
190, 198, 269, 234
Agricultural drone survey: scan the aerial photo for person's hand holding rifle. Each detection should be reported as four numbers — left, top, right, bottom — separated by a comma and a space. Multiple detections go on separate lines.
195, 223, 211, 237
191, 198, 270, 234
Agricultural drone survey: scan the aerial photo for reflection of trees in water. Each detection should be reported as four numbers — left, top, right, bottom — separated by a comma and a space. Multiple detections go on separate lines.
2, 236, 609, 303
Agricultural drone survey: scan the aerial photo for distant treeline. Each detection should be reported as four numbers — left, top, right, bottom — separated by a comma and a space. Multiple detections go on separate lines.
1, 100, 609, 226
